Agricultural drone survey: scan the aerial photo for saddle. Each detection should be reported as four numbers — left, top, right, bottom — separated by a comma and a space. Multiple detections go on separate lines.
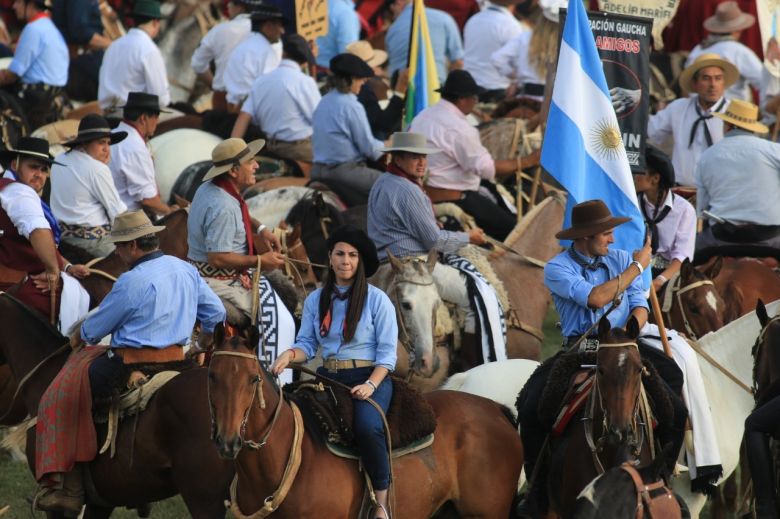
284, 376, 437, 457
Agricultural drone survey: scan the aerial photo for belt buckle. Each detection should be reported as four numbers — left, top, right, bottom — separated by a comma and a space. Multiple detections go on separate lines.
579, 338, 599, 353
325, 359, 337, 373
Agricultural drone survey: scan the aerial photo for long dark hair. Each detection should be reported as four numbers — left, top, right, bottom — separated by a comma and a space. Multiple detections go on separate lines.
318, 250, 368, 343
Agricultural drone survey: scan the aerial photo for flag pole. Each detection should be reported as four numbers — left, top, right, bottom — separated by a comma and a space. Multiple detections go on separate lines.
648, 283, 673, 358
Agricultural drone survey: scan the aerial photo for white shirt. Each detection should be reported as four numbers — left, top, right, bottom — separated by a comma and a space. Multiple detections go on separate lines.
463, 4, 525, 90
0, 179, 50, 238
490, 30, 545, 99
686, 39, 762, 102
108, 121, 158, 211
224, 32, 282, 105
98, 28, 171, 110
190, 14, 251, 92
50, 149, 127, 226
647, 95, 729, 187
240, 59, 321, 141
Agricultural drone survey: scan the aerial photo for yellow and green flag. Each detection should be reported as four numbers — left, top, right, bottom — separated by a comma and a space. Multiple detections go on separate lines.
403, 0, 440, 128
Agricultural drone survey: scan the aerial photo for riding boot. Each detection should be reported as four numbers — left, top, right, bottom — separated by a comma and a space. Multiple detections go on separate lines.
34, 465, 85, 516
746, 431, 780, 519
515, 461, 548, 518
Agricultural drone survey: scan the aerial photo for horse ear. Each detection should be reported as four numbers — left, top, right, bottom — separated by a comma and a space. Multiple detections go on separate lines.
626, 315, 640, 339
213, 321, 225, 349
598, 315, 612, 339
680, 258, 694, 279
757, 298, 769, 328
387, 250, 402, 272
247, 325, 261, 351
426, 249, 438, 273
709, 256, 723, 279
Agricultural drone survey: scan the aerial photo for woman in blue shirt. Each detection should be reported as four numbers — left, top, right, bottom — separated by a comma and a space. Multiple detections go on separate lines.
271, 224, 397, 519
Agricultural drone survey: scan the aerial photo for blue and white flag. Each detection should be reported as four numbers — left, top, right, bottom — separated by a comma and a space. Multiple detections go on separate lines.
542, 0, 648, 285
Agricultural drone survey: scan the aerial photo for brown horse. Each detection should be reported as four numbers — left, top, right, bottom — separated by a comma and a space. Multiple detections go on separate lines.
0, 293, 234, 518
548, 316, 655, 518
700, 256, 780, 320
207, 324, 523, 518
491, 192, 565, 360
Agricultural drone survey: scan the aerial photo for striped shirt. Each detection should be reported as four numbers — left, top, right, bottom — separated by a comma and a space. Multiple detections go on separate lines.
367, 172, 469, 260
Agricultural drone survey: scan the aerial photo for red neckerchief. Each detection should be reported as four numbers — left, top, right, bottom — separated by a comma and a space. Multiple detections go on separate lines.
319, 286, 352, 338
212, 176, 255, 255
28, 12, 50, 23
387, 161, 436, 219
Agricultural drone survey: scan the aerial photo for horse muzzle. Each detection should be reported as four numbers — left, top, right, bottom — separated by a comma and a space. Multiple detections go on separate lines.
214, 434, 243, 459
414, 350, 440, 378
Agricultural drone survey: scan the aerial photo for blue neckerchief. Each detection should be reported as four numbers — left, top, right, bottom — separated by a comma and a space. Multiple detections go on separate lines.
130, 250, 164, 270
7, 168, 61, 246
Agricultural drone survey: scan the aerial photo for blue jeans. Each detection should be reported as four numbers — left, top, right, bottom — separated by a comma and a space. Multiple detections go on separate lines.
317, 366, 393, 490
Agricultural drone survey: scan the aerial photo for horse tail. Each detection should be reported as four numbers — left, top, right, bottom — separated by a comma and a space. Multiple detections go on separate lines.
440, 372, 468, 391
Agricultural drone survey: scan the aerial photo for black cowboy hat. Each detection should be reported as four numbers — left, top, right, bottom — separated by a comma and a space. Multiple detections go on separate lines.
250, 3, 288, 22
283, 34, 316, 68
555, 200, 631, 240
327, 224, 380, 278
0, 137, 61, 165
64, 114, 128, 147
330, 53, 374, 79
120, 91, 171, 114
435, 70, 486, 98
644, 145, 675, 188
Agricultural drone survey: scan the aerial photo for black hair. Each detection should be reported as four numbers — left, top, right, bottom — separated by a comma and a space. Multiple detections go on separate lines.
135, 233, 160, 252
133, 15, 155, 26
441, 92, 460, 104
123, 107, 159, 122
318, 249, 368, 344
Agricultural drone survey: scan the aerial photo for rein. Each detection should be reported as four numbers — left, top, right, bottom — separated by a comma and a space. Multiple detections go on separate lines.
85, 255, 119, 282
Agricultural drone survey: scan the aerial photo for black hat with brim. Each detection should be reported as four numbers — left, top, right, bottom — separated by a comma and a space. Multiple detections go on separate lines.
64, 114, 128, 147
326, 224, 380, 278
644, 145, 675, 188
0, 136, 62, 165
435, 69, 486, 98
120, 91, 171, 114
251, 4, 288, 22
330, 53, 374, 79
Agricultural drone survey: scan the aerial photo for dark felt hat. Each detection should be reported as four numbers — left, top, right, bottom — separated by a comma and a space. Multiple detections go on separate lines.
330, 53, 374, 79
436, 69, 486, 98
121, 91, 171, 114
326, 224, 380, 278
64, 114, 128, 147
643, 145, 675, 188
132, 0, 163, 19
250, 3, 287, 22
283, 34, 315, 67
0, 136, 61, 165
555, 200, 631, 240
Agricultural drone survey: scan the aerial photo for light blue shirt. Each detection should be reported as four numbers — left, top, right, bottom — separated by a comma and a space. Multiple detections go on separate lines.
316, 0, 360, 67
9, 17, 69, 86
294, 284, 398, 371
241, 59, 321, 141
312, 90, 383, 164
544, 247, 648, 338
187, 181, 248, 262
368, 172, 468, 260
385, 4, 464, 83
695, 129, 780, 226
81, 252, 226, 347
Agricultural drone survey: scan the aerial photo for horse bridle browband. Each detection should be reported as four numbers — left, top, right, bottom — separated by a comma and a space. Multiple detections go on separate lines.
660, 271, 715, 340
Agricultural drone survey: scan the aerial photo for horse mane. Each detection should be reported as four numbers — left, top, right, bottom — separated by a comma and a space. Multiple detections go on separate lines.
58, 240, 98, 265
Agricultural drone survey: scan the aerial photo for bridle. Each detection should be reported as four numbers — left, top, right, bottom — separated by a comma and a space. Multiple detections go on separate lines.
660, 271, 716, 340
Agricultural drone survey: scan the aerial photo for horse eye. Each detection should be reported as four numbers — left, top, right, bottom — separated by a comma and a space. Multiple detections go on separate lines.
689, 306, 700, 315
401, 302, 412, 310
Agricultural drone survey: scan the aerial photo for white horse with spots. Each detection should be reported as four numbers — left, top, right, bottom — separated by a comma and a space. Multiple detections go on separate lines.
150, 128, 221, 203
246, 186, 343, 228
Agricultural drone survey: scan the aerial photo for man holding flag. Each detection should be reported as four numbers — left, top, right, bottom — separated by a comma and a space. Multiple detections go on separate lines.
516, 0, 722, 514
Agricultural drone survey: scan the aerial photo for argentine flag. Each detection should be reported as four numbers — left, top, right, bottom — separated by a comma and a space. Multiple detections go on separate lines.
542, 0, 647, 283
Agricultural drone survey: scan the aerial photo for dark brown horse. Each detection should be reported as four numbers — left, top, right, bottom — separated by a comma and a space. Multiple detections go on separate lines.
754, 299, 780, 406
548, 316, 655, 518
207, 324, 523, 518
0, 294, 233, 518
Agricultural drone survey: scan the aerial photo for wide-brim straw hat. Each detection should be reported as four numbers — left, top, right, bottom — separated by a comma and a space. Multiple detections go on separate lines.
64, 114, 127, 147
377, 132, 440, 155
346, 40, 388, 69
203, 138, 265, 181
679, 53, 739, 93
326, 224, 380, 278
555, 200, 630, 240
108, 210, 165, 243
712, 99, 769, 134
0, 136, 62, 165
703, 1, 755, 33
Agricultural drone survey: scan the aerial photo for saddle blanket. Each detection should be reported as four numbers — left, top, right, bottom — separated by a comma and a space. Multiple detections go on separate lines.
551, 371, 595, 437
440, 252, 507, 363
257, 275, 296, 385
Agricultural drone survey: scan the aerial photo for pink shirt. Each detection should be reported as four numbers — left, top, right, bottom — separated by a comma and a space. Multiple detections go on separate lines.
642, 190, 696, 264
409, 100, 495, 191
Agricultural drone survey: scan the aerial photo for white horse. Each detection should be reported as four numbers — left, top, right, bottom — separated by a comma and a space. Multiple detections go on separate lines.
246, 186, 343, 229
150, 128, 221, 203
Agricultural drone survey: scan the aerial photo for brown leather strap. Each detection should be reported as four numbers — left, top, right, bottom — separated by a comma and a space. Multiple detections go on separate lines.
424, 185, 463, 203
113, 345, 184, 364
620, 463, 681, 519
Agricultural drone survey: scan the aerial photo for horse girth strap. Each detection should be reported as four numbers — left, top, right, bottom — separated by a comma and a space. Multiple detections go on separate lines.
620, 462, 680, 519
227, 401, 305, 519
683, 337, 754, 394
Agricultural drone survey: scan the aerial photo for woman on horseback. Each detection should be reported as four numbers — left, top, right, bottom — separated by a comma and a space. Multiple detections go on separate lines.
271, 224, 397, 519
632, 145, 696, 292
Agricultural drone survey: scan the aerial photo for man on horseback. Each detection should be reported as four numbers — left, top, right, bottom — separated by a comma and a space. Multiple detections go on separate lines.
368, 132, 509, 368
647, 54, 737, 187
50, 114, 128, 257
694, 99, 780, 251
517, 200, 723, 517
97, 0, 170, 116
0, 0, 69, 130
408, 69, 521, 240
0, 136, 90, 325
190, 0, 261, 112
34, 209, 226, 515
108, 92, 178, 218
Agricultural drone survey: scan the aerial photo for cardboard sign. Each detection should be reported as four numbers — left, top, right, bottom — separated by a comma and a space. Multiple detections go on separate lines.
757, 0, 780, 77
295, 0, 328, 40
597, 0, 679, 49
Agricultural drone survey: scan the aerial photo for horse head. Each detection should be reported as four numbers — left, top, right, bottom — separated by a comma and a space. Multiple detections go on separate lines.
753, 299, 780, 404
387, 250, 441, 378
595, 316, 644, 455
286, 191, 345, 277
207, 322, 267, 460
660, 258, 727, 339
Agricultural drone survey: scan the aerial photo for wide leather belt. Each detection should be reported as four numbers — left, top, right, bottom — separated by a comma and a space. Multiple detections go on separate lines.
424, 185, 463, 203
322, 358, 374, 372
112, 345, 184, 364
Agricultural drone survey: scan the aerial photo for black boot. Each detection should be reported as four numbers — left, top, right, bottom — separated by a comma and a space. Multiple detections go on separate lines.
746, 431, 779, 519
516, 462, 548, 518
